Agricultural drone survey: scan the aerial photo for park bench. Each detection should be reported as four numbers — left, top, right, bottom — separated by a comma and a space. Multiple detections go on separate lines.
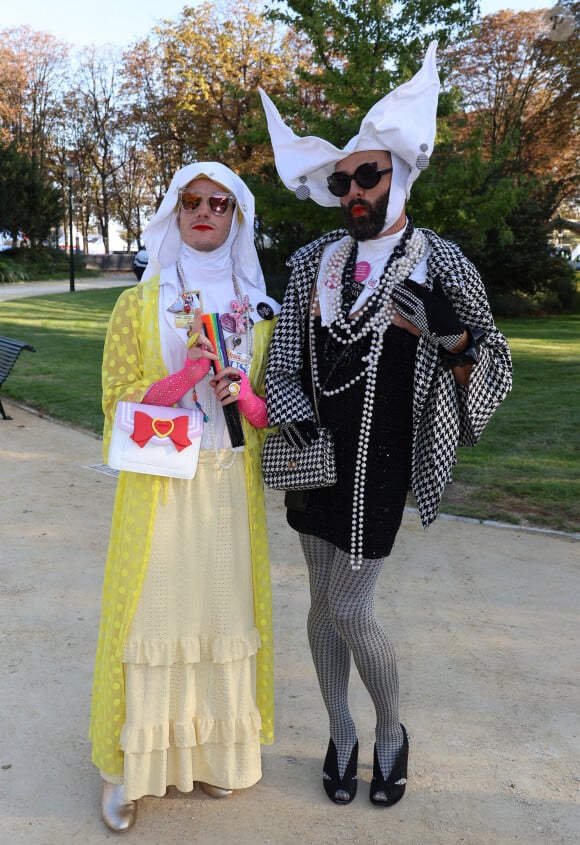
0, 336, 36, 420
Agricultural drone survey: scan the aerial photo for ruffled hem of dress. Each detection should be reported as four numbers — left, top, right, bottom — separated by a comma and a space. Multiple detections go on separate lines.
121, 709, 263, 753
122, 628, 261, 666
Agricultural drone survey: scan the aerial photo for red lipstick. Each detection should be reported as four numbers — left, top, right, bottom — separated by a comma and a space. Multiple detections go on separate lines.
352, 204, 367, 217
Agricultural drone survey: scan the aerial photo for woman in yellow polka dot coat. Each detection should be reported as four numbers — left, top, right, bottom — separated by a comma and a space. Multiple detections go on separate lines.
89, 163, 279, 831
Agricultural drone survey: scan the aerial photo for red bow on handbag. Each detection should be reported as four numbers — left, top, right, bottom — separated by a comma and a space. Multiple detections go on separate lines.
131, 410, 192, 452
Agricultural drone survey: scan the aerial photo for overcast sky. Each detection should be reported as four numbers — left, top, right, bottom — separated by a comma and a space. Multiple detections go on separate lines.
1, 1, 555, 48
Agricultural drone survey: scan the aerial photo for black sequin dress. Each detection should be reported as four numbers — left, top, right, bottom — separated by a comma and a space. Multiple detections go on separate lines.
287, 316, 419, 559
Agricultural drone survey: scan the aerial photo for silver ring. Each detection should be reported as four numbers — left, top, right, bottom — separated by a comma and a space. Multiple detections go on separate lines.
228, 381, 241, 396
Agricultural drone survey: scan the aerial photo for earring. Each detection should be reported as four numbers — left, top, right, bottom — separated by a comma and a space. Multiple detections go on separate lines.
295, 175, 311, 200
416, 143, 430, 171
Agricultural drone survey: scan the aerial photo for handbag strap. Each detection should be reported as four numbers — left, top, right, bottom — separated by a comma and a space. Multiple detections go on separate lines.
307, 276, 323, 428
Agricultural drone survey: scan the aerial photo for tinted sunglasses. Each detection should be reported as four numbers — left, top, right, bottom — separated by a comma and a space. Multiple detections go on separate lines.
327, 162, 393, 197
178, 190, 236, 215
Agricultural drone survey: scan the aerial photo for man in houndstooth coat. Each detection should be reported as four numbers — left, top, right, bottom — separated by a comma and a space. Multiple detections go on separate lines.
259, 44, 512, 809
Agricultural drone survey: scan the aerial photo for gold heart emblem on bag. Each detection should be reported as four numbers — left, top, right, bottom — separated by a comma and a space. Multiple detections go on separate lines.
152, 418, 175, 438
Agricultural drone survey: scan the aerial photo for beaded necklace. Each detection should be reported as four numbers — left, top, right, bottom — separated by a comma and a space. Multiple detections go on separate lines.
309, 222, 427, 570
176, 260, 252, 358
176, 261, 252, 470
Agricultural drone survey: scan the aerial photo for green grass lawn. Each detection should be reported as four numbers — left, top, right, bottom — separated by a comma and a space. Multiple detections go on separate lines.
0, 287, 124, 432
438, 315, 579, 533
1, 286, 579, 534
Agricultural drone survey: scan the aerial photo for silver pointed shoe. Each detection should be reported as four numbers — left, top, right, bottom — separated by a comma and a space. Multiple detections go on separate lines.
198, 781, 233, 799
101, 781, 137, 832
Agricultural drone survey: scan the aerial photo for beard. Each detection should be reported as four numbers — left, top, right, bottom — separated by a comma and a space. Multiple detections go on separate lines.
342, 188, 390, 240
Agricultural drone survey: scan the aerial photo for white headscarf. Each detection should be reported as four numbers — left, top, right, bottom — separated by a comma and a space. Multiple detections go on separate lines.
259, 42, 440, 230
141, 161, 266, 295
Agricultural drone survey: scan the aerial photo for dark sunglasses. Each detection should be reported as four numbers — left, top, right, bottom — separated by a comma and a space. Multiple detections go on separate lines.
327, 162, 393, 197
179, 190, 236, 215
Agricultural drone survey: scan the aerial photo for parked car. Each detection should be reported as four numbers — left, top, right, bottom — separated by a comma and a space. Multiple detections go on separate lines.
133, 248, 148, 280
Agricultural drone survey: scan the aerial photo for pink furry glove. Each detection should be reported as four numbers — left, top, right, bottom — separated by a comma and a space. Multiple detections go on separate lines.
235, 371, 268, 428
143, 357, 210, 406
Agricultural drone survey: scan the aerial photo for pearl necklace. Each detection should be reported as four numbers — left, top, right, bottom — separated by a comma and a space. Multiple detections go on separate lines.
322, 240, 351, 289
312, 228, 426, 396
311, 225, 427, 570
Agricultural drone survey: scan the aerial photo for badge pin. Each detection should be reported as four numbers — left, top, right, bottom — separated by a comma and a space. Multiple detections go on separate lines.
257, 302, 275, 320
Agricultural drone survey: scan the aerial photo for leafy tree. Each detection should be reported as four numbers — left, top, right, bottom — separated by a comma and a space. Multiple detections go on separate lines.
426, 8, 580, 312
0, 26, 69, 177
0, 141, 62, 246
0, 1, 575, 314
109, 142, 154, 249
446, 8, 579, 212
411, 140, 576, 314
267, 0, 479, 144
120, 36, 198, 202
73, 46, 126, 254
120, 0, 299, 206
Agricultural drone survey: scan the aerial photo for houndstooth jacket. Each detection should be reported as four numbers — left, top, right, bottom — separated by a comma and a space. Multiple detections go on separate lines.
265, 227, 513, 528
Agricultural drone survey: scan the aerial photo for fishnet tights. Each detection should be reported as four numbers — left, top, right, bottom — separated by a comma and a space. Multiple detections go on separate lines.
300, 533, 403, 779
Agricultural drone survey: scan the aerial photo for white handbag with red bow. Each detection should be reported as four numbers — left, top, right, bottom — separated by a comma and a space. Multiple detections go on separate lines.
108, 401, 203, 479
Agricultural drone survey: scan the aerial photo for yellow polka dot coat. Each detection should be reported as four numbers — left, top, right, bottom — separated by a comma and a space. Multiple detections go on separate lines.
89, 277, 275, 777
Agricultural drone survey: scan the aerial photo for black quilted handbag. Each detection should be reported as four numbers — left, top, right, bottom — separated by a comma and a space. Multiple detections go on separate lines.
261, 424, 336, 490
262, 277, 337, 491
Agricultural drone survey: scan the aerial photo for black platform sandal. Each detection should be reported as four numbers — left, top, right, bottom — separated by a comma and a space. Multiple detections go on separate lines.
370, 724, 409, 807
322, 738, 358, 804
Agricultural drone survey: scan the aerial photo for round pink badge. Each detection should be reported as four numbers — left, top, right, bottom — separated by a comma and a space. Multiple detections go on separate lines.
354, 261, 371, 282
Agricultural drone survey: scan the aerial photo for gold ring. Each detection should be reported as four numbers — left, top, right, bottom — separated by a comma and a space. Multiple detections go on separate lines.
228, 381, 241, 396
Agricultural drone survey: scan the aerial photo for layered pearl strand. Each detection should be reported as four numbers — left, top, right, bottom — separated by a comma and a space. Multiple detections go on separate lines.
311, 226, 427, 570
321, 240, 351, 289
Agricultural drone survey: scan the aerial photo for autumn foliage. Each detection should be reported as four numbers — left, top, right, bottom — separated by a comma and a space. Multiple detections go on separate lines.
0, 2, 577, 312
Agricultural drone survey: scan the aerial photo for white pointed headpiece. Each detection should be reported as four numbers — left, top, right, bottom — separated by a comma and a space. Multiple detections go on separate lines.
259, 41, 440, 210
